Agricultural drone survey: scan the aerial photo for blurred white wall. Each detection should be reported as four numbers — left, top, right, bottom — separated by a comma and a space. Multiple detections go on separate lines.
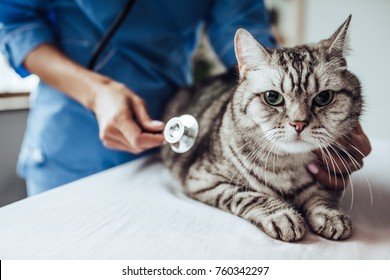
303, 0, 390, 140
0, 54, 39, 93
266, 0, 305, 47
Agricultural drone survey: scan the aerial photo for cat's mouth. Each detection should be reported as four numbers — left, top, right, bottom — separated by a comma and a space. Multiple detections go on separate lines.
287, 134, 307, 143
293, 138, 305, 143
294, 134, 303, 141
276, 135, 315, 153
290, 138, 310, 147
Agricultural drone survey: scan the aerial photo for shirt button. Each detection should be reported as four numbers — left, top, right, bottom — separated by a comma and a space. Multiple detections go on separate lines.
31, 148, 45, 164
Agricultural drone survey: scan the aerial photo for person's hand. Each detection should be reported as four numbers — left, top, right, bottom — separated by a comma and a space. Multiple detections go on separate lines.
22, 44, 165, 154
307, 123, 371, 191
91, 79, 165, 153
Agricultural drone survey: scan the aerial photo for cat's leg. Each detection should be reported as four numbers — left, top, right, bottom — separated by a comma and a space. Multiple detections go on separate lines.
298, 188, 352, 240
189, 183, 306, 242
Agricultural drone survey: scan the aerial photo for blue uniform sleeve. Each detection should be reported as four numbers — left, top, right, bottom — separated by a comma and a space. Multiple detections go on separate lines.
206, 0, 276, 70
0, 0, 55, 77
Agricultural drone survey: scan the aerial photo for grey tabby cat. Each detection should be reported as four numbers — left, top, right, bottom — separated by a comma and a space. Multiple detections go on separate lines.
161, 16, 362, 242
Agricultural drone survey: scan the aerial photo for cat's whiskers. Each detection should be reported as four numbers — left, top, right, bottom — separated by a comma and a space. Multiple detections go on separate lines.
327, 143, 356, 210
315, 139, 333, 188
319, 139, 342, 190
325, 130, 372, 198
314, 131, 351, 186
330, 140, 374, 207
271, 135, 285, 197
327, 144, 351, 187
272, 138, 278, 175
230, 128, 278, 196
316, 131, 371, 211
229, 131, 277, 202
339, 146, 374, 207
207, 127, 276, 188
238, 130, 275, 184
207, 141, 252, 178
315, 136, 351, 201
262, 133, 281, 191
230, 139, 260, 191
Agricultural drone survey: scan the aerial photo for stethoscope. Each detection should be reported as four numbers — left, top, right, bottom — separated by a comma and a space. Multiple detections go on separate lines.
88, 0, 199, 154
163, 114, 199, 153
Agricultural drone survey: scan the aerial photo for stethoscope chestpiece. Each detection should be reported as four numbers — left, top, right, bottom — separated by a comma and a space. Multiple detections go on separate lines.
163, 114, 199, 153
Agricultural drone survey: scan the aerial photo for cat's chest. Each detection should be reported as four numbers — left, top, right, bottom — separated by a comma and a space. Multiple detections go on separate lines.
231, 152, 316, 193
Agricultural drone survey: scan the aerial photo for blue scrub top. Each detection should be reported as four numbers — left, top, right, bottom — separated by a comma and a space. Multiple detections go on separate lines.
0, 0, 275, 192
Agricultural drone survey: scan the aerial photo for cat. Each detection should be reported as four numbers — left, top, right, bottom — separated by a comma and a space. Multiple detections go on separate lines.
161, 15, 362, 242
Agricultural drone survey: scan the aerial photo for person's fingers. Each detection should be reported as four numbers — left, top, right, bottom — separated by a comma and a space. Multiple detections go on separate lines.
135, 133, 166, 149
117, 118, 144, 153
307, 162, 350, 191
99, 123, 141, 152
94, 81, 166, 153
99, 108, 143, 153
116, 111, 165, 152
103, 129, 136, 151
102, 135, 132, 152
122, 128, 165, 151
129, 95, 165, 132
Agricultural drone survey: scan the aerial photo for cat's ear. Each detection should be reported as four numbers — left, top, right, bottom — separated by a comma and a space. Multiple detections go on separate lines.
327, 15, 352, 57
234, 28, 270, 78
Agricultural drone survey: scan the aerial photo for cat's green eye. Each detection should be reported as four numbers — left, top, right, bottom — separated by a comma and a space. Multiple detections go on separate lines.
264, 91, 284, 106
314, 90, 334, 106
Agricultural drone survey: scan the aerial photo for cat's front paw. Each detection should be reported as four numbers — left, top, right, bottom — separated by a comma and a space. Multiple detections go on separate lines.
306, 210, 352, 240
257, 209, 306, 242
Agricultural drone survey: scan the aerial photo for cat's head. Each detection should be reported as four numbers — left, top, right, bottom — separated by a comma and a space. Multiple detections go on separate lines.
233, 15, 362, 154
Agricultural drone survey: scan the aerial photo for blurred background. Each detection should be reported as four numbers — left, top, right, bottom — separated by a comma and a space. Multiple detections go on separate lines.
1, 0, 389, 206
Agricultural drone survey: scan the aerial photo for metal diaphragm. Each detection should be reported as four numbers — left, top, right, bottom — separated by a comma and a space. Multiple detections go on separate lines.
163, 114, 199, 153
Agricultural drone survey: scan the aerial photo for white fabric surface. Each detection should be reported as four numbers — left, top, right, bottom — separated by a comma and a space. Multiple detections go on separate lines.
0, 138, 389, 260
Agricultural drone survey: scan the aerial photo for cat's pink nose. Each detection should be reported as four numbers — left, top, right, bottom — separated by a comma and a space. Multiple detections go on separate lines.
289, 121, 308, 133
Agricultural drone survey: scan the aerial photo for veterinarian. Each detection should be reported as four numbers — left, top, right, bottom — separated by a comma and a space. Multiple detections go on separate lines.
0, 0, 370, 196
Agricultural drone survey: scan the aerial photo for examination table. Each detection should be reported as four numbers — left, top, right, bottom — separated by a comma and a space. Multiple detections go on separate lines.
0, 138, 389, 259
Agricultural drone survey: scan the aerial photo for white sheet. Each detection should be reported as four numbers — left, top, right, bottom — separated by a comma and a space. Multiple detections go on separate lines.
0, 138, 389, 259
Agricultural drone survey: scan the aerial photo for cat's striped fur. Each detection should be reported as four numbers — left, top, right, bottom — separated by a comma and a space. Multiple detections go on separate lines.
161, 16, 362, 242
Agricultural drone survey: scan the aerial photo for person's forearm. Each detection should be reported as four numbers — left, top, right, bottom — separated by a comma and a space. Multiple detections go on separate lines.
23, 43, 109, 110
24, 43, 165, 153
